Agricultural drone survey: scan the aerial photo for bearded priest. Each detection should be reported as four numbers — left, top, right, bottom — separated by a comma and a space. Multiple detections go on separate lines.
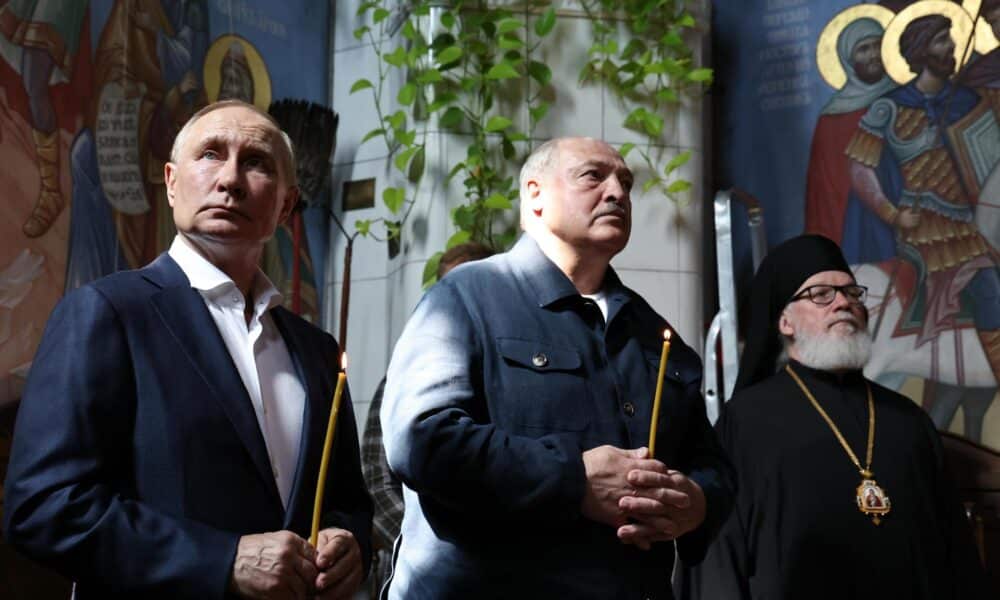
676, 234, 990, 600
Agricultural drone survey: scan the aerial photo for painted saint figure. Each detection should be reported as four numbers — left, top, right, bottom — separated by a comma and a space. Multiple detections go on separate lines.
845, 14, 1000, 395
805, 17, 896, 244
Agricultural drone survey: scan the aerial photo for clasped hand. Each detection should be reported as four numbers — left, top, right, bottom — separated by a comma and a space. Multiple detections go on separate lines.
229, 528, 362, 600
582, 445, 706, 550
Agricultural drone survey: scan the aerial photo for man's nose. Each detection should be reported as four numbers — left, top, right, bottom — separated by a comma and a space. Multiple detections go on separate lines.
604, 174, 626, 202
217, 157, 245, 198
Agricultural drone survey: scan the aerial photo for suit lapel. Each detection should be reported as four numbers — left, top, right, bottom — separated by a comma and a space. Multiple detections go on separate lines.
271, 307, 332, 530
145, 255, 283, 512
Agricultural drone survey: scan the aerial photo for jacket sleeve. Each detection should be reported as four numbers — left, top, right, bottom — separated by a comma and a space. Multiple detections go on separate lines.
3, 286, 239, 599
381, 282, 587, 524
673, 365, 737, 565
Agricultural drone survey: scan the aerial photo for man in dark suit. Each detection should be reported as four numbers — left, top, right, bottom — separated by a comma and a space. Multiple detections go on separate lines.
3, 100, 372, 599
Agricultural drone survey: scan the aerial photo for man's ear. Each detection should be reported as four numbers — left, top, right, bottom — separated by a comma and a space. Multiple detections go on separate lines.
279, 185, 300, 224
527, 179, 543, 217
164, 162, 177, 207
778, 309, 795, 338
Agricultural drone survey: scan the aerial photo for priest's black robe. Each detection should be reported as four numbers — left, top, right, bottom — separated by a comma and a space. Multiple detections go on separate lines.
676, 361, 991, 599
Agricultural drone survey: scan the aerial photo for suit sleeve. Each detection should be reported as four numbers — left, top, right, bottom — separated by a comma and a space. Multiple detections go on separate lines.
3, 286, 239, 599
672, 357, 736, 565
381, 282, 586, 524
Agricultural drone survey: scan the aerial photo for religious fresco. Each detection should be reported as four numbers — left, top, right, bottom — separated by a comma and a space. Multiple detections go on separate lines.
0, 0, 330, 526
714, 0, 1000, 450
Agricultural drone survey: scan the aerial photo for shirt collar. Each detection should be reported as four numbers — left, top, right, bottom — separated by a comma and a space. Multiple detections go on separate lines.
511, 233, 629, 309
167, 235, 283, 310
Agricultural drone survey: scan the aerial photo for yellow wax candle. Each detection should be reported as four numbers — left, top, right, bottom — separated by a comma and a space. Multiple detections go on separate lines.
648, 330, 672, 457
311, 353, 348, 547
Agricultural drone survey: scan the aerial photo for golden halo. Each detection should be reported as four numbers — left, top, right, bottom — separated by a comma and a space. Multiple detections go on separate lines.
817, 5, 895, 89
967, 0, 1000, 55
203, 34, 272, 111
882, 0, 975, 84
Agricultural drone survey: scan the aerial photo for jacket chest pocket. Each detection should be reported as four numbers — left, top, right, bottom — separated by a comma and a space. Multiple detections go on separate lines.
494, 337, 591, 432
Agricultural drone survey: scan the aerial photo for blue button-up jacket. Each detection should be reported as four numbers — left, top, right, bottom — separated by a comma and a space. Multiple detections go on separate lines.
382, 235, 734, 599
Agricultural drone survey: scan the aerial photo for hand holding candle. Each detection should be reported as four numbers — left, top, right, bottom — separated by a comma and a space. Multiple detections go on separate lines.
311, 352, 347, 547
648, 329, 672, 457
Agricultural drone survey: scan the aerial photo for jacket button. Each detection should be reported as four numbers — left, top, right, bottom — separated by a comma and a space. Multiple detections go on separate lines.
532, 353, 548, 368
623, 401, 635, 417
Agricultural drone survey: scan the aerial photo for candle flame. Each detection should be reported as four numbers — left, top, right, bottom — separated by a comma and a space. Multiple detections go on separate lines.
341, 352, 348, 371
664, 329, 672, 341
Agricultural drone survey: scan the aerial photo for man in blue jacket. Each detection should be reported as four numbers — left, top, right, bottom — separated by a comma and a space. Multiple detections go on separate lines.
4, 100, 372, 599
382, 137, 735, 599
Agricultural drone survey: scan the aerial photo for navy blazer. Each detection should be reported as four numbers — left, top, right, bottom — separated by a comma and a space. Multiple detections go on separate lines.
4, 253, 372, 599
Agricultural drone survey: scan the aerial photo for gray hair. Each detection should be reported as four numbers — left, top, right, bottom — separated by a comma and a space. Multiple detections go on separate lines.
169, 100, 297, 186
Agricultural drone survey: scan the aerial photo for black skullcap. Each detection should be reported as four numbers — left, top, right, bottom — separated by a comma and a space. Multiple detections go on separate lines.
733, 234, 852, 393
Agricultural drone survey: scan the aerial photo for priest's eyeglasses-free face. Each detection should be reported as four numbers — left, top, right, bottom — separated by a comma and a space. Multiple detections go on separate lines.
790, 284, 868, 306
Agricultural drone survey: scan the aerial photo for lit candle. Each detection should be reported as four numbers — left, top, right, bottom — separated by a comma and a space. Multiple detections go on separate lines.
310, 352, 348, 547
648, 330, 672, 457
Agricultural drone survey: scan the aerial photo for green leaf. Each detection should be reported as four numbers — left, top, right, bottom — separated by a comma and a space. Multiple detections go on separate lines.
416, 69, 443, 84
350, 79, 373, 94
440, 11, 455, 28
360, 127, 384, 144
422, 252, 442, 289
383, 187, 405, 214
642, 177, 661, 194
485, 115, 513, 132
384, 46, 407, 67
527, 61, 551, 86
355, 219, 371, 236
656, 88, 679, 103
440, 106, 464, 128
666, 179, 692, 194
373, 7, 390, 23
499, 35, 525, 50
485, 62, 519, 80
507, 131, 528, 142
534, 7, 556, 37
451, 204, 476, 229
445, 161, 465, 184
529, 102, 549, 123
619, 142, 635, 157
397, 129, 416, 146
386, 110, 406, 131
664, 150, 692, 175
394, 147, 418, 172
645, 62, 668, 75
677, 13, 696, 28
356, 1, 377, 17
353, 26, 369, 41
408, 146, 425, 183
497, 17, 522, 34
436, 45, 463, 65
643, 112, 664, 137
624, 108, 647, 130
661, 30, 683, 48
687, 68, 713, 83
397, 82, 417, 105
483, 193, 512, 210
446, 230, 472, 249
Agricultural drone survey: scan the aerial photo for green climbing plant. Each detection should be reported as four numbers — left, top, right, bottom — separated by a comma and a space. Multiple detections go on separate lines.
350, 1, 558, 286
579, 0, 712, 201
345, 0, 711, 293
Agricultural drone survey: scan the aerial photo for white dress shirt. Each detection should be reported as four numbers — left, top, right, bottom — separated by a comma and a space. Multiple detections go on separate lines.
169, 236, 305, 509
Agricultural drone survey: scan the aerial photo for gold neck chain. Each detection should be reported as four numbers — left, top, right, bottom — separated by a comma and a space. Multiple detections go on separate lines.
785, 364, 875, 478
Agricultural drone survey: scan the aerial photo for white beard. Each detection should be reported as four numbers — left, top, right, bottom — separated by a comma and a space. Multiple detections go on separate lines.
794, 326, 873, 371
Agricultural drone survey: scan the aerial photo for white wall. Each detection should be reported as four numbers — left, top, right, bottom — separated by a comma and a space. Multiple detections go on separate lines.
328, 0, 709, 436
